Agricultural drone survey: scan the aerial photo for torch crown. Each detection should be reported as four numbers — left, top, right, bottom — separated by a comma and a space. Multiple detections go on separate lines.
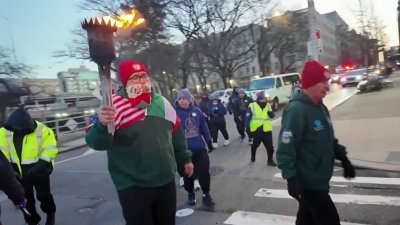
81, 17, 118, 32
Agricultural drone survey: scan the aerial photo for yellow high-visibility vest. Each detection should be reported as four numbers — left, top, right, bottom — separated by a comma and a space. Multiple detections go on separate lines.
249, 102, 272, 132
0, 121, 58, 175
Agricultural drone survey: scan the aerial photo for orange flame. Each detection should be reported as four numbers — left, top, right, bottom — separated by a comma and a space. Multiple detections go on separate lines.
104, 9, 145, 29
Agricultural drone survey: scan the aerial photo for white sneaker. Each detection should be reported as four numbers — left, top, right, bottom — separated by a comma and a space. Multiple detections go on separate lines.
224, 139, 230, 146
194, 179, 201, 191
179, 177, 184, 187
212, 143, 218, 148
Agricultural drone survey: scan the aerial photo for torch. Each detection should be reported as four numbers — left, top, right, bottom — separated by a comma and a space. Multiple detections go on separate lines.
82, 10, 145, 134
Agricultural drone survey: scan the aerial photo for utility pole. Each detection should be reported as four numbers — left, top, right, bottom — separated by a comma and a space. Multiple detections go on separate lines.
307, 0, 319, 61
398, 0, 400, 47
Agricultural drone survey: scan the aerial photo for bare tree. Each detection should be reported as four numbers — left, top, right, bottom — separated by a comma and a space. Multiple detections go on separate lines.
168, 0, 264, 88
269, 12, 308, 73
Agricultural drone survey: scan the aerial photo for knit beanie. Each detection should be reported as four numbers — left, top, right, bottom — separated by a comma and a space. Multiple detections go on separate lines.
177, 89, 192, 102
238, 88, 246, 94
301, 60, 330, 89
118, 60, 149, 86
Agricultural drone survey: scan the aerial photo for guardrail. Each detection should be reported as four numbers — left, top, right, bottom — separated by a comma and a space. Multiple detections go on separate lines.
41, 114, 92, 140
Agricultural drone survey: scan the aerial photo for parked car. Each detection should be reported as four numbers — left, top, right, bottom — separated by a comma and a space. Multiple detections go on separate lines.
340, 68, 368, 87
246, 73, 300, 111
210, 88, 233, 106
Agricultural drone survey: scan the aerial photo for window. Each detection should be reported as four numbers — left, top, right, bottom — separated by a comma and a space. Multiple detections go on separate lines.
248, 78, 275, 91
282, 75, 300, 86
252, 66, 256, 73
246, 67, 250, 73
276, 78, 283, 88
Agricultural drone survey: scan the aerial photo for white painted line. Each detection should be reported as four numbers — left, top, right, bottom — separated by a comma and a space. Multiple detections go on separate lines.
55, 149, 98, 165
274, 173, 400, 185
224, 211, 368, 225
255, 188, 400, 206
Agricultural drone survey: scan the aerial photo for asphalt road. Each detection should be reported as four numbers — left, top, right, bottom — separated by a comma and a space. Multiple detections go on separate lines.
1, 79, 400, 225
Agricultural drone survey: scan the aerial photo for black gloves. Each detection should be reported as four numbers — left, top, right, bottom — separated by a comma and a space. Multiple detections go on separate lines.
287, 177, 302, 201
207, 141, 214, 153
342, 158, 356, 179
267, 110, 275, 119
28, 159, 53, 179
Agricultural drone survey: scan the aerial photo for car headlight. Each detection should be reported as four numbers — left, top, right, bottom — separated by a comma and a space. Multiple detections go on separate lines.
375, 70, 380, 75
340, 77, 346, 83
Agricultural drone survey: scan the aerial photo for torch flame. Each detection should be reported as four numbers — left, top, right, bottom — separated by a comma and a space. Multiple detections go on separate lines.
103, 9, 145, 29
83, 9, 145, 30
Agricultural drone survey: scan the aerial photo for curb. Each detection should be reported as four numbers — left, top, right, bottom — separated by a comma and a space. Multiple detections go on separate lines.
58, 143, 88, 154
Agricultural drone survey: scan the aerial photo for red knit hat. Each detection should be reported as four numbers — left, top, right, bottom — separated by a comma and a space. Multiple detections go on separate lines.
301, 60, 330, 89
118, 60, 149, 86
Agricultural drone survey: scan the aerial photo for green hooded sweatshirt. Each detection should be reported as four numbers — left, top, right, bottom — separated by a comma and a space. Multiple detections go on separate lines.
85, 90, 192, 191
277, 92, 347, 190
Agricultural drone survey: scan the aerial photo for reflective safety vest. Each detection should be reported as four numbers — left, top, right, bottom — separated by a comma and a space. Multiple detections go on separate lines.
0, 121, 58, 175
249, 102, 272, 132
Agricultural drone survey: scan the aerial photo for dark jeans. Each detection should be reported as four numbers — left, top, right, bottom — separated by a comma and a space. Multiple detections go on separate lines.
296, 189, 340, 225
251, 129, 274, 162
211, 121, 229, 142
184, 150, 210, 194
22, 176, 56, 224
233, 116, 245, 137
118, 180, 176, 225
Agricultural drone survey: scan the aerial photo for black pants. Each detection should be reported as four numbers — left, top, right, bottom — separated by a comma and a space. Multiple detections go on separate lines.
233, 116, 245, 137
184, 150, 210, 194
22, 176, 56, 224
296, 190, 340, 225
118, 180, 176, 225
251, 128, 274, 162
211, 121, 229, 142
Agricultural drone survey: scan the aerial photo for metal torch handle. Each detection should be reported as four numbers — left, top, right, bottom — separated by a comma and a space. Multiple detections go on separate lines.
99, 65, 114, 135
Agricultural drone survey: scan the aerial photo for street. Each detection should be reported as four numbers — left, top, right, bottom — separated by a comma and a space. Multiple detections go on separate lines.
1, 75, 400, 225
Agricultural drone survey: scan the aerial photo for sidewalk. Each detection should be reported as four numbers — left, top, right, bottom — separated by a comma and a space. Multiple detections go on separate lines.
332, 71, 400, 172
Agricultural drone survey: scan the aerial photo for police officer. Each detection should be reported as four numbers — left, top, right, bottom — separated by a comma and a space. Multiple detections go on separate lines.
245, 91, 276, 166
1, 107, 58, 225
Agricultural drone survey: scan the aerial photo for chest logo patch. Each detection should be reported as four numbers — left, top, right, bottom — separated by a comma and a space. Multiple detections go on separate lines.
313, 120, 324, 132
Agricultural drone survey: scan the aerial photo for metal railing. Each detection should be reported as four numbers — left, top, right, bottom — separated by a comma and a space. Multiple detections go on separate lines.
41, 114, 92, 142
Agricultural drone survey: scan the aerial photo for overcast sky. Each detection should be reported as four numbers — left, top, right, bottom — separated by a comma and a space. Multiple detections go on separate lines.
0, 0, 398, 78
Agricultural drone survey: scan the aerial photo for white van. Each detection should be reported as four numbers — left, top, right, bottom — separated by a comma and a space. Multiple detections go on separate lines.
246, 73, 300, 111
210, 88, 233, 106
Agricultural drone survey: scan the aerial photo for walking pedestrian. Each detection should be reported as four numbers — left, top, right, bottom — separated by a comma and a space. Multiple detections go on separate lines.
175, 89, 215, 207
209, 97, 230, 148
245, 91, 276, 166
277, 60, 356, 225
1, 107, 58, 225
233, 88, 253, 143
86, 60, 194, 225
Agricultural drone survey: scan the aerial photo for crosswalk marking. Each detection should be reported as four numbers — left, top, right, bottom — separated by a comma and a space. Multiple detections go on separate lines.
274, 173, 400, 185
224, 211, 369, 225
255, 188, 400, 206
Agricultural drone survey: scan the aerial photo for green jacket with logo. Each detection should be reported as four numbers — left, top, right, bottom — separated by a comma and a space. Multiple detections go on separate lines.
85, 91, 192, 191
277, 92, 347, 190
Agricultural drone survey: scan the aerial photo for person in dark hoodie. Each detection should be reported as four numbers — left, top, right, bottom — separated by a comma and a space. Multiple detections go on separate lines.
0, 107, 58, 225
277, 61, 356, 225
0, 151, 26, 225
233, 88, 253, 143
175, 89, 215, 207
227, 86, 239, 115
245, 91, 276, 166
208, 96, 230, 148
198, 93, 211, 121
